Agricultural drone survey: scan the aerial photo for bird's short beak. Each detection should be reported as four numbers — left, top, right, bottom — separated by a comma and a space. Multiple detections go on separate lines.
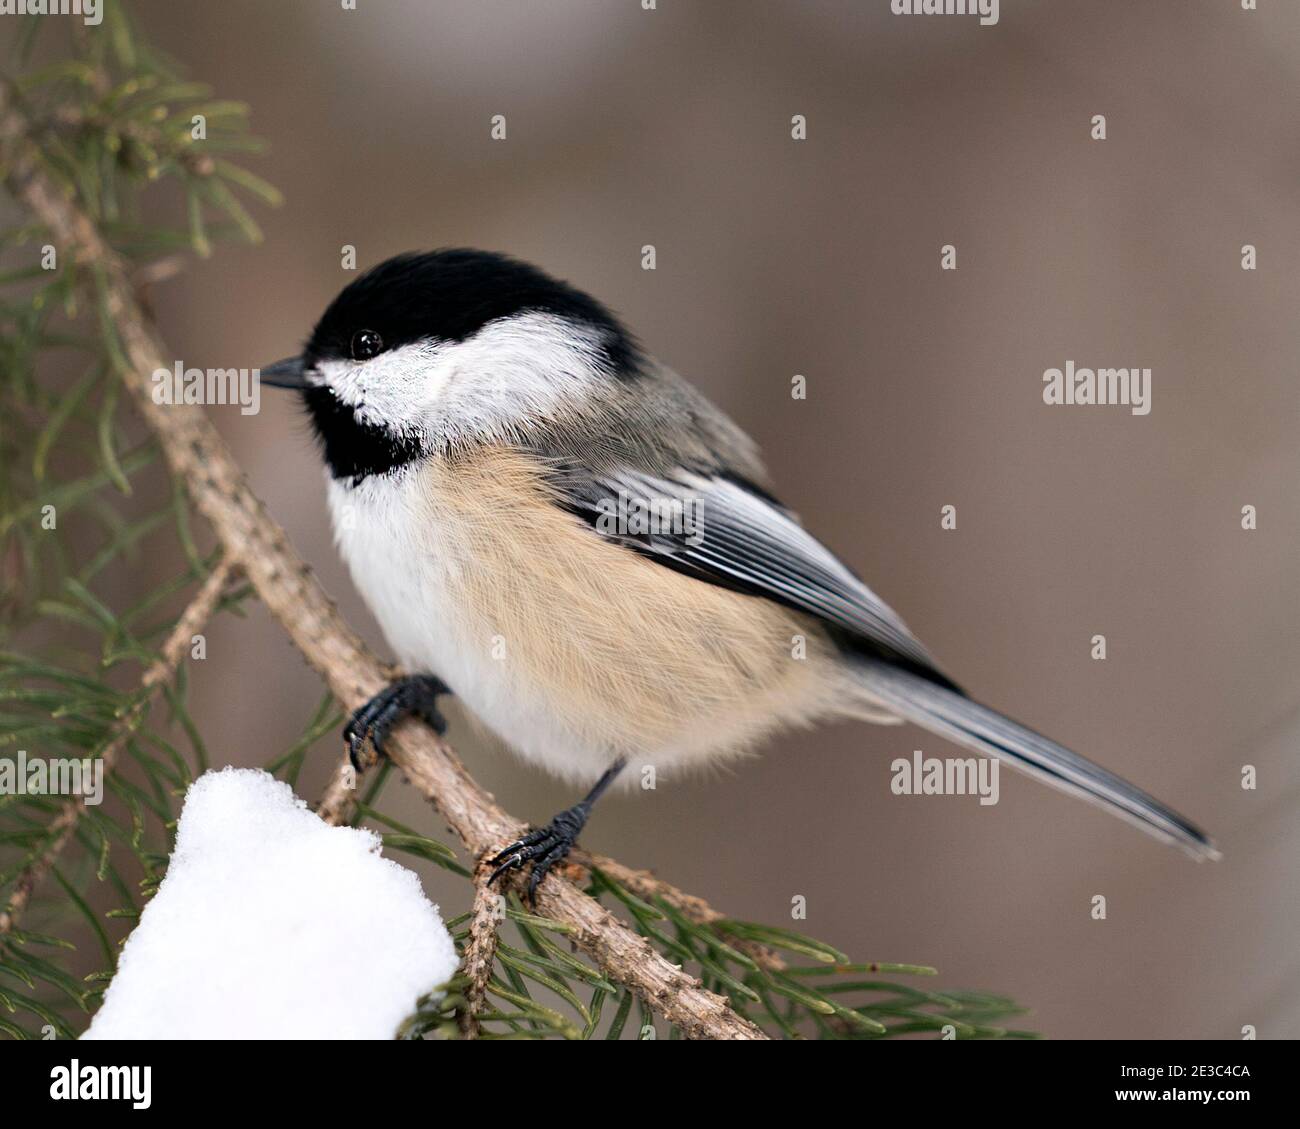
258, 355, 309, 389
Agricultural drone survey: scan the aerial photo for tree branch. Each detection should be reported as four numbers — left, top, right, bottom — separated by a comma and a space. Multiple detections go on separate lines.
0, 555, 237, 936
0, 84, 766, 1039
458, 871, 501, 1039
569, 852, 786, 973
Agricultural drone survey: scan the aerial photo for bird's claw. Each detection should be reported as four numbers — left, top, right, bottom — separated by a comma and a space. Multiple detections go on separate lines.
344, 674, 449, 771
487, 803, 588, 903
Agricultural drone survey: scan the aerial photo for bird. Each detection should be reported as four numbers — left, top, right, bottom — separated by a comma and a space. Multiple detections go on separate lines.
258, 248, 1219, 897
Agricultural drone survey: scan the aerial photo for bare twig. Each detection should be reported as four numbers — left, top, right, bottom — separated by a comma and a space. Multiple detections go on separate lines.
0, 556, 237, 936
0, 85, 766, 1039
458, 873, 502, 1039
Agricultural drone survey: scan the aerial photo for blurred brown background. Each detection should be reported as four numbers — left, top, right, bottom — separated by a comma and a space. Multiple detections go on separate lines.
80, 0, 1300, 1037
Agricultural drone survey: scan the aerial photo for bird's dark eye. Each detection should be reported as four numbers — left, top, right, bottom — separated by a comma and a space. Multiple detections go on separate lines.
350, 329, 383, 361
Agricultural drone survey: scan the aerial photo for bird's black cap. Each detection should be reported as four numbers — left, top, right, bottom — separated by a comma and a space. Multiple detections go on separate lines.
304, 248, 643, 375
261, 249, 645, 483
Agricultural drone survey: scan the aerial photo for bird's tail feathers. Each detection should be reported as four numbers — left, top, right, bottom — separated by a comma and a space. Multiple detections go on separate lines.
852, 660, 1220, 861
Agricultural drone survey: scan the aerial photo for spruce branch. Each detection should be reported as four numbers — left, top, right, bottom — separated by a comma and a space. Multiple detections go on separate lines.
569, 852, 787, 973
0, 554, 236, 938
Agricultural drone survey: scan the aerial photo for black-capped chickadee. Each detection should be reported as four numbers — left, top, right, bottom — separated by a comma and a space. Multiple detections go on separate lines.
260, 249, 1218, 896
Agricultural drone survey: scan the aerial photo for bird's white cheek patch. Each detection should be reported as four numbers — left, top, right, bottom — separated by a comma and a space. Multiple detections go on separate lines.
312, 315, 608, 446
419, 359, 455, 407
317, 342, 451, 434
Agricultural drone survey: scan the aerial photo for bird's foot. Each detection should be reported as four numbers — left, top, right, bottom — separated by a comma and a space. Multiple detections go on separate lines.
487, 802, 590, 903
344, 674, 449, 771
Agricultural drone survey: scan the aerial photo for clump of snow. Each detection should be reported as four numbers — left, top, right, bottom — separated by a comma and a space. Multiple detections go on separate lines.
84, 768, 459, 1040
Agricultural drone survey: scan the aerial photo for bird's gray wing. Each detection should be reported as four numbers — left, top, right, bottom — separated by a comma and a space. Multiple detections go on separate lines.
544, 464, 960, 691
